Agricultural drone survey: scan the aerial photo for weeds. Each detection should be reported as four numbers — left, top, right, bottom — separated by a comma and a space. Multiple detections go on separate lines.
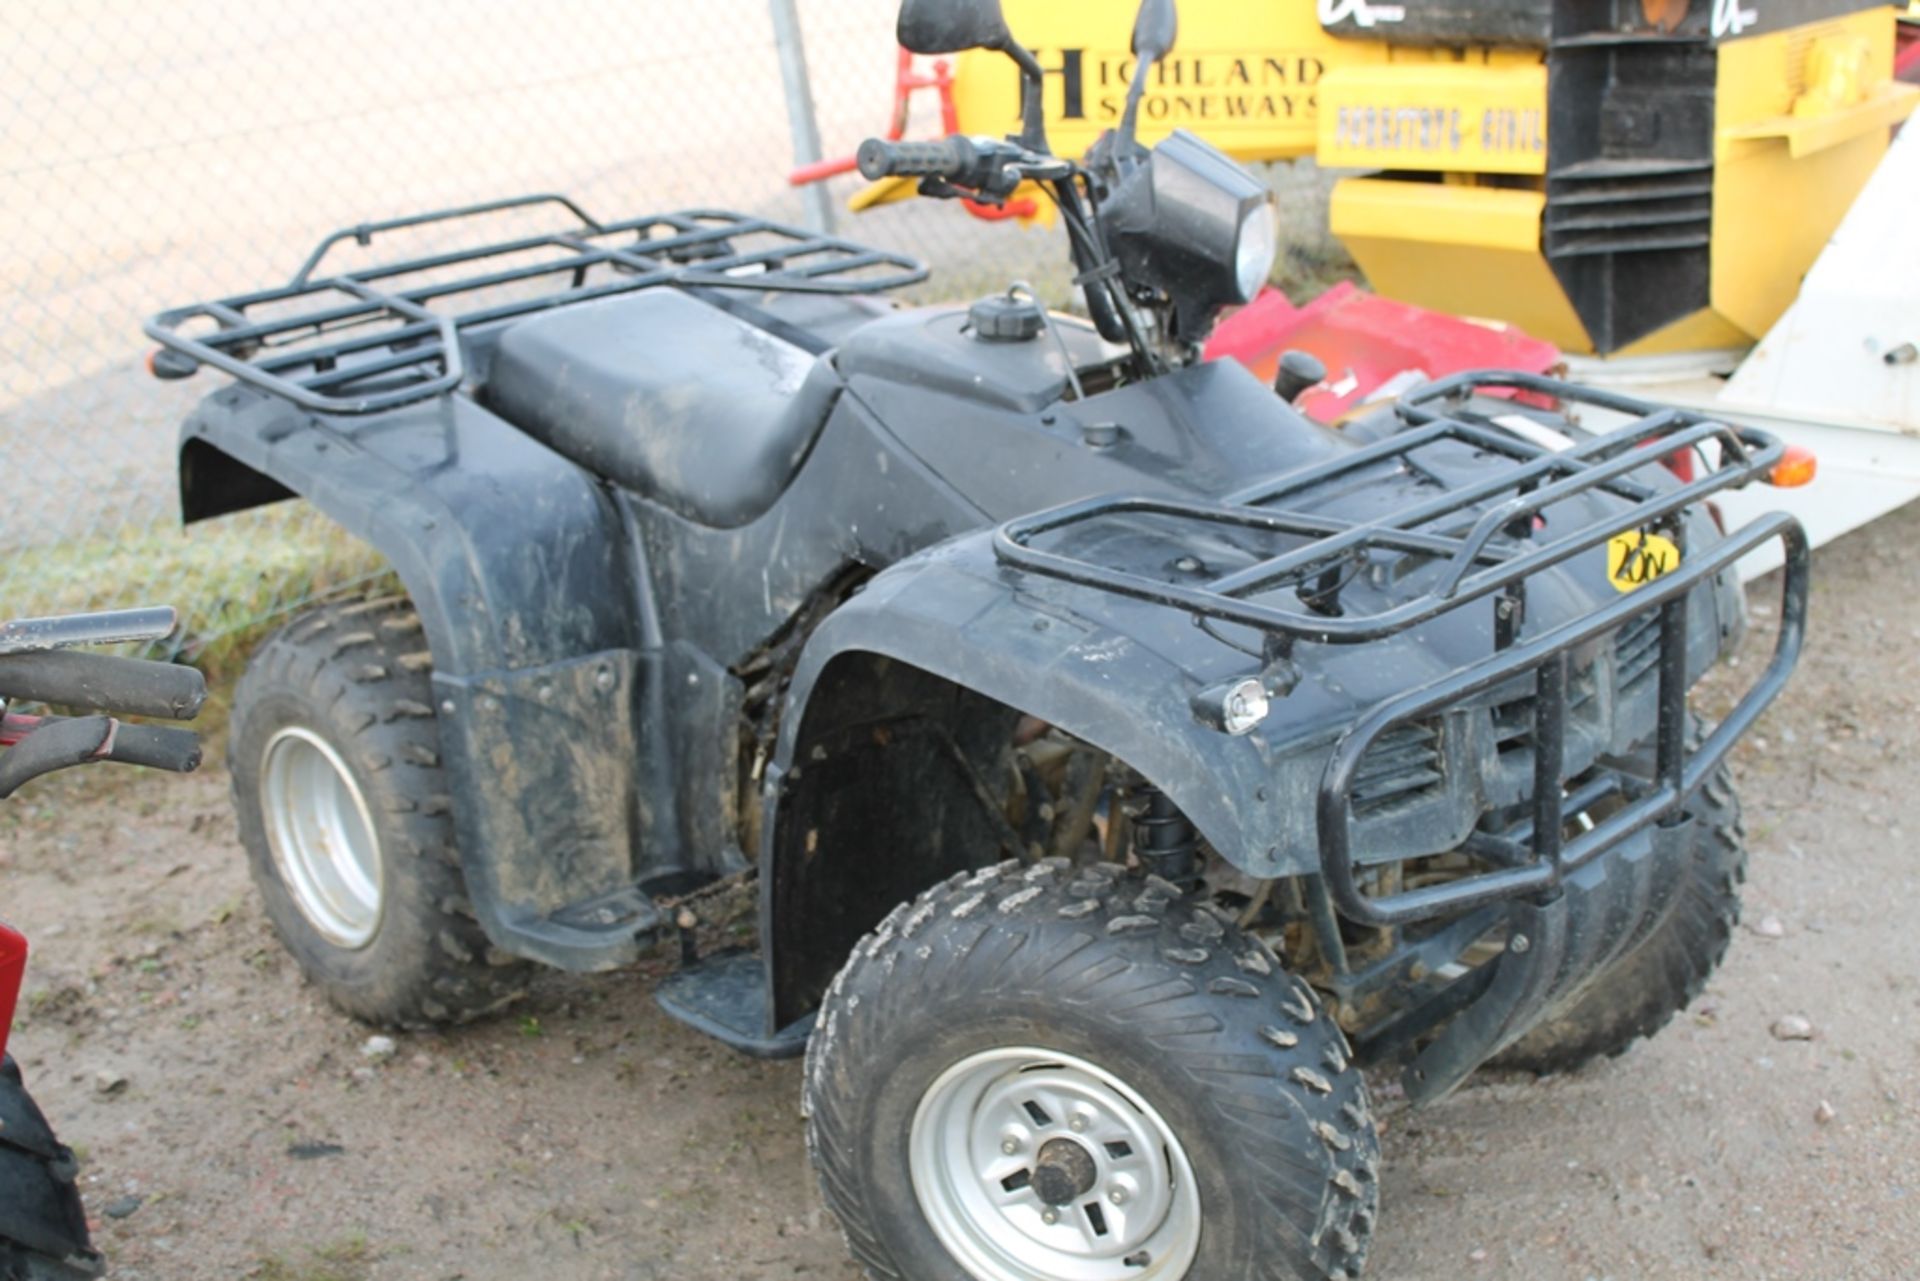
4, 501, 388, 682
251, 1233, 374, 1281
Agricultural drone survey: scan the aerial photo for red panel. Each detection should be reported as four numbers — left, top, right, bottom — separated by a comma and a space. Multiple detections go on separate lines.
0, 920, 25, 1061
1204, 284, 1563, 425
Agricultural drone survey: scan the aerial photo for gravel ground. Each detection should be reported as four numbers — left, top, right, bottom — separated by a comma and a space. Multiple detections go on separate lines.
4, 498, 1918, 1280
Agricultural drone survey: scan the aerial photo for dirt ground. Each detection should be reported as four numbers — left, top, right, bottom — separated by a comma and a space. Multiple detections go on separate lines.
5, 499, 1919, 1281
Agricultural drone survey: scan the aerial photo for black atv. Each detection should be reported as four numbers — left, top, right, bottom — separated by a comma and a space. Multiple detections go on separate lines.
1, 607, 206, 1280
144, 0, 1807, 1274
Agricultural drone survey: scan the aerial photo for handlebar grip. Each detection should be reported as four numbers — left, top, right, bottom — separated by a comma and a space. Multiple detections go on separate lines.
0, 650, 207, 721
856, 136, 977, 182
0, 715, 111, 799
103, 722, 202, 774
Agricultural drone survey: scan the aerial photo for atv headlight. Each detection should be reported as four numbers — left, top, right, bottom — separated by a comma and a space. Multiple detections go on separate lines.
1235, 202, 1277, 303
1104, 128, 1275, 340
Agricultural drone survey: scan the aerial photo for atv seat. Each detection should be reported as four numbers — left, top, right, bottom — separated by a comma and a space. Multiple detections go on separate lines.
485, 289, 840, 529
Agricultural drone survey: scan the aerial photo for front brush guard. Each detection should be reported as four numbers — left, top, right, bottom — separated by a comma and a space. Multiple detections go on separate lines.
1317, 510, 1807, 927
1314, 511, 1805, 1103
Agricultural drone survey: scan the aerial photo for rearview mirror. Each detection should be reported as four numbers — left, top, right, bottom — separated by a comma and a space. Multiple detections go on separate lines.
1118, 0, 1179, 149
1130, 0, 1178, 65
897, 0, 1014, 55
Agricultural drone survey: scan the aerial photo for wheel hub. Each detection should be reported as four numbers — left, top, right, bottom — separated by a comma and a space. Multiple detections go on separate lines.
1031, 1138, 1098, 1208
260, 726, 384, 949
910, 1046, 1202, 1281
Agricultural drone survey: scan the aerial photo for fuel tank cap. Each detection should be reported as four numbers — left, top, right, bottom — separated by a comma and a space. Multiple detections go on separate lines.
967, 290, 1046, 343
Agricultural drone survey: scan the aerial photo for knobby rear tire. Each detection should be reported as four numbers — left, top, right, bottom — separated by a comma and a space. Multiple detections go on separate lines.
230, 594, 530, 1028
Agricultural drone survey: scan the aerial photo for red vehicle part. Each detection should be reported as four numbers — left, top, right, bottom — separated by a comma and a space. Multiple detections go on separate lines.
1204, 282, 1564, 425
0, 709, 42, 747
1202, 284, 1721, 484
0, 920, 24, 1060
791, 48, 1038, 222
1898, 17, 1919, 82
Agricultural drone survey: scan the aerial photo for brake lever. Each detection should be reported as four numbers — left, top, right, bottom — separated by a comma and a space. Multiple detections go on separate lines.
949, 144, 1075, 203
919, 176, 999, 204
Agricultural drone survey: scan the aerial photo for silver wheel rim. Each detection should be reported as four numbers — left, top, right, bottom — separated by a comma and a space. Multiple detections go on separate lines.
260, 726, 384, 949
910, 1046, 1202, 1281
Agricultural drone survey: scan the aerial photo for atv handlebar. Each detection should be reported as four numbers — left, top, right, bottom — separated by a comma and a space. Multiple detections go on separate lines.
857, 135, 979, 182
856, 135, 1071, 198
0, 713, 196, 798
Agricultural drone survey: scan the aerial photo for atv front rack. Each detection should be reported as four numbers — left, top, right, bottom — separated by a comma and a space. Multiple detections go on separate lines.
145, 193, 928, 416
995, 371, 1784, 643
995, 371, 1810, 924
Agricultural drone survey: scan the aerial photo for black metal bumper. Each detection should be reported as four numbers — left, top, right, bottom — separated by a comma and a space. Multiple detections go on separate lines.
1401, 817, 1702, 1103
1318, 509, 1808, 927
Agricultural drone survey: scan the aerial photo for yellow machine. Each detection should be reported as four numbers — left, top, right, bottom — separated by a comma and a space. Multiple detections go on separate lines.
927, 0, 1916, 356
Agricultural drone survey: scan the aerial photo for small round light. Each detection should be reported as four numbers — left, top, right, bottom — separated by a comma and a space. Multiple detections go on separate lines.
1194, 676, 1273, 737
1219, 678, 1270, 735
1234, 202, 1277, 302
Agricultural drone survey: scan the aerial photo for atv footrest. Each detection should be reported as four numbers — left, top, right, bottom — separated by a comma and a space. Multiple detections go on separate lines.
546, 886, 663, 936
654, 948, 814, 1059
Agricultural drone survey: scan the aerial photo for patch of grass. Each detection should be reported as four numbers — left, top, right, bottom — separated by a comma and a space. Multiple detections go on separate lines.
3, 502, 388, 681
251, 1233, 374, 1281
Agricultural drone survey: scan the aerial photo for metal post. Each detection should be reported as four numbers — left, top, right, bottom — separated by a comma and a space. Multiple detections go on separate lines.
768, 0, 837, 236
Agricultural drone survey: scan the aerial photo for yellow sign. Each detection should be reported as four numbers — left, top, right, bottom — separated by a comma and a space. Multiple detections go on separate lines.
1316, 63, 1549, 176
1607, 531, 1682, 593
951, 1, 1389, 163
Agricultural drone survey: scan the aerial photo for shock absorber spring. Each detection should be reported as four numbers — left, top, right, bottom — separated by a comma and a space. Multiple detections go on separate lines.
1129, 781, 1201, 894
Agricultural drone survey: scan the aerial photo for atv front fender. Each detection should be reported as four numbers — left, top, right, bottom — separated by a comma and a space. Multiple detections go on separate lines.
761, 529, 1321, 1024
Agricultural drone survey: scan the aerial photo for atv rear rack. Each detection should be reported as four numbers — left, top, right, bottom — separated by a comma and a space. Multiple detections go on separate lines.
995, 371, 1810, 925
144, 193, 928, 416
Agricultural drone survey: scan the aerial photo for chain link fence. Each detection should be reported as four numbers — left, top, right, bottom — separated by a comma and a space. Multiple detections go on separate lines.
3, 3, 1340, 653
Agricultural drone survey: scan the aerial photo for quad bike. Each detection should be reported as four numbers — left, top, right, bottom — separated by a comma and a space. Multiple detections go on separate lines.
0, 607, 206, 1280
143, 0, 1810, 1272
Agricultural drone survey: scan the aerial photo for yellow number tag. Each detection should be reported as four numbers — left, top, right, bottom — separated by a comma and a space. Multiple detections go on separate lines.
1607, 531, 1681, 593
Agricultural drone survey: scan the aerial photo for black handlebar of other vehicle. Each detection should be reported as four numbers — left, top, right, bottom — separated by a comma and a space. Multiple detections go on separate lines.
0, 650, 207, 721
0, 604, 204, 796
857, 136, 979, 182
104, 722, 203, 774
0, 715, 113, 799
0, 714, 202, 798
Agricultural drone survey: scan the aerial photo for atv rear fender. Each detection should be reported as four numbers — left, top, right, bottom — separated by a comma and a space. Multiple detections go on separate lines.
179, 386, 675, 970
